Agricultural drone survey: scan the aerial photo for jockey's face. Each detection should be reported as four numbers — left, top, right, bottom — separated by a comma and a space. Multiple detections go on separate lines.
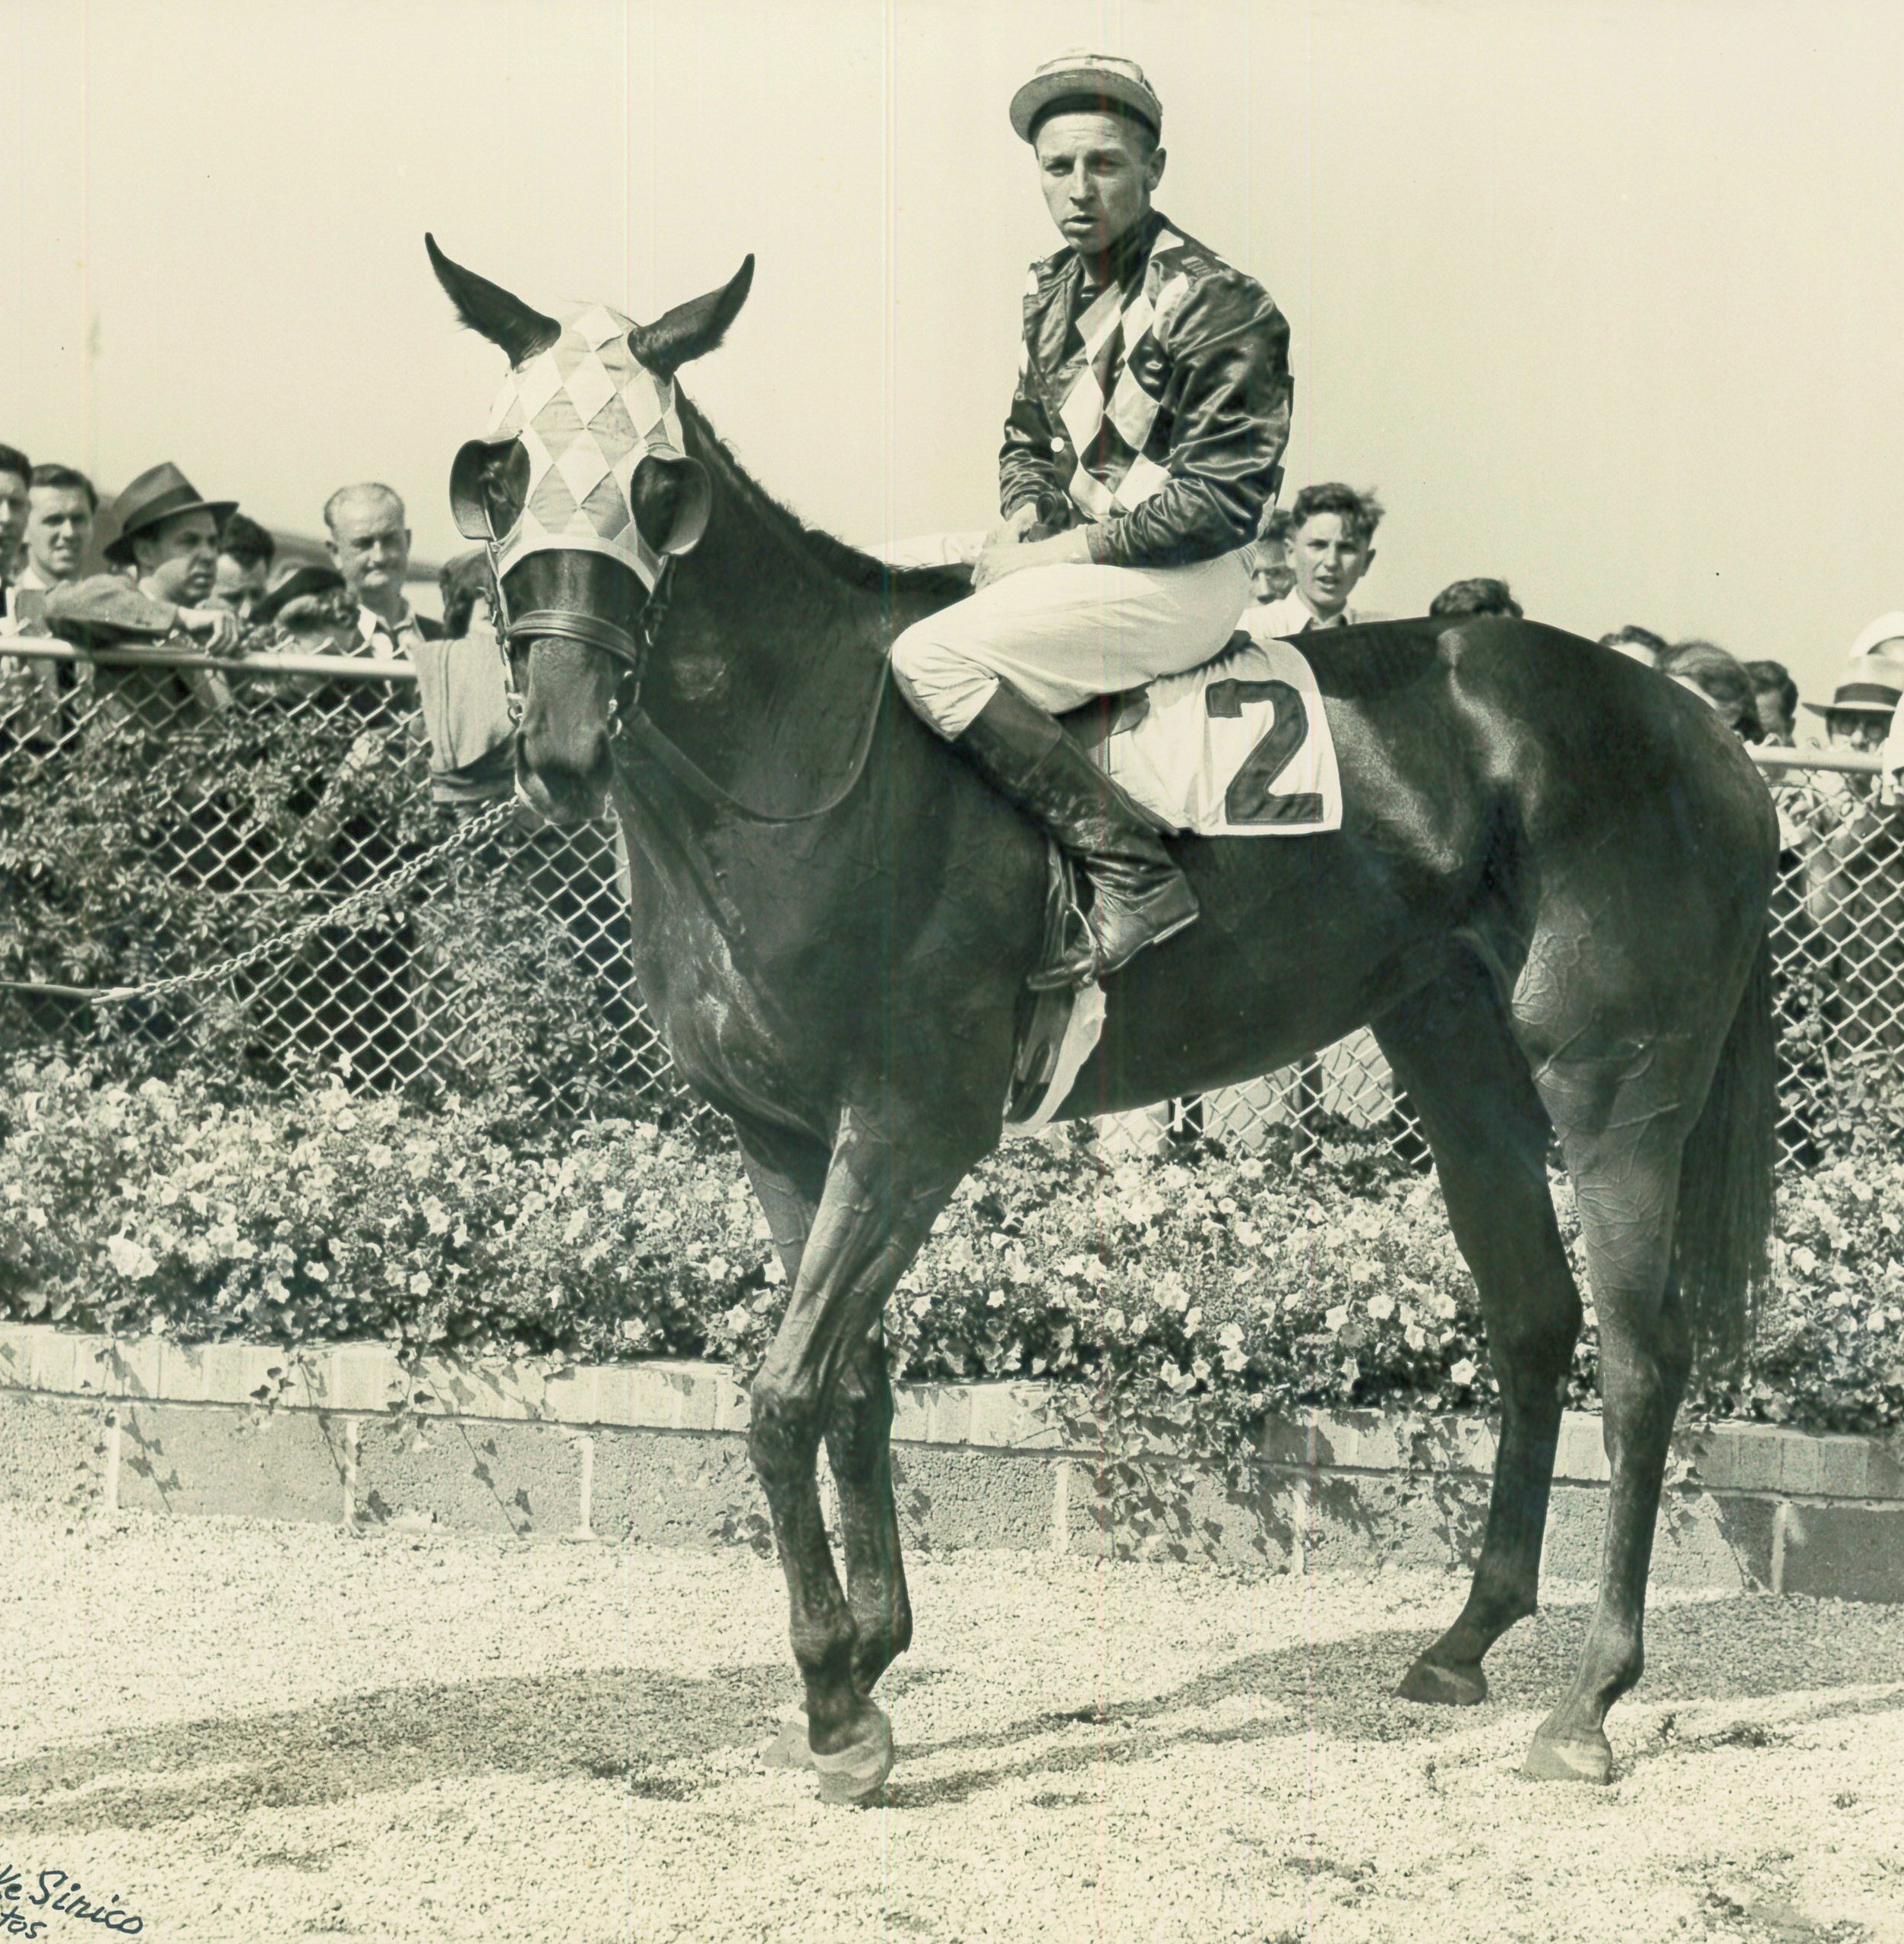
1033, 110, 1165, 258
1290, 511, 1374, 620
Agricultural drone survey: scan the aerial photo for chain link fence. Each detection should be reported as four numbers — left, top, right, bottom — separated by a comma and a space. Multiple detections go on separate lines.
2, 635, 1894, 1176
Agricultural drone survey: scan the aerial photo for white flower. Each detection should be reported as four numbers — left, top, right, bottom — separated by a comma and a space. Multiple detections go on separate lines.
603, 1187, 626, 1213
1183, 1306, 1202, 1332
764, 1257, 786, 1286
1450, 1358, 1477, 1388
988, 1288, 1007, 1309
1103, 1307, 1127, 1334
723, 1304, 751, 1334
707, 1257, 730, 1281
106, 1233, 157, 1281
1405, 1323, 1428, 1353
409, 1271, 432, 1297
420, 1197, 451, 1236
1368, 1293, 1395, 1322
305, 1261, 330, 1284
1325, 1304, 1352, 1334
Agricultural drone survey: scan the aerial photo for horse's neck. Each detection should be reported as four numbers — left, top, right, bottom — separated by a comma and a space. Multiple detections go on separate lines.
638, 458, 956, 818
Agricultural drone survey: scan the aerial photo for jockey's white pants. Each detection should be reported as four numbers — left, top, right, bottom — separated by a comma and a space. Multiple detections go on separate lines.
889, 550, 1251, 739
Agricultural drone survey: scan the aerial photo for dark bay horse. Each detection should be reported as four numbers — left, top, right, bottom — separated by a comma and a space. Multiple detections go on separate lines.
427, 239, 1779, 1801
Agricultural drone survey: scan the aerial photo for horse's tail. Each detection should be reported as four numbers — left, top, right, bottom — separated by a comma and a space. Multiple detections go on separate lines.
1672, 926, 1777, 1373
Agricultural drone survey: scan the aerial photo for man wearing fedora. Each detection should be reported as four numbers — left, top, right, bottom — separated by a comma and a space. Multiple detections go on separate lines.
889, 51, 1292, 989
41, 461, 245, 730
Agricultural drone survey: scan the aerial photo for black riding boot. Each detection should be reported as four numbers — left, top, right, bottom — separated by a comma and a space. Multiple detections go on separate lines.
954, 678, 1199, 989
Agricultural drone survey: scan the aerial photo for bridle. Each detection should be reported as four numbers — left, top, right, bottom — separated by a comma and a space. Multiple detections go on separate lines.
487, 537, 668, 733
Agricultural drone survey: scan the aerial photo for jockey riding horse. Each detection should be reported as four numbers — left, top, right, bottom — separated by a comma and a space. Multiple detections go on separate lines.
890, 52, 1291, 990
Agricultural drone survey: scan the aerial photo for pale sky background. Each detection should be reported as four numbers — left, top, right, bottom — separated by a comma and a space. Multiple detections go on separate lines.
2, 0, 1900, 708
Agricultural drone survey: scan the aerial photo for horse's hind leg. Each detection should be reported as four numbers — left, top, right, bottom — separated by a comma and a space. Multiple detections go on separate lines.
1374, 961, 1584, 1706
1523, 1100, 1691, 1784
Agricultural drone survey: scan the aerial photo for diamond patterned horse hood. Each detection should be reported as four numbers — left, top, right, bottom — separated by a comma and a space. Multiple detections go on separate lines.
483, 300, 691, 591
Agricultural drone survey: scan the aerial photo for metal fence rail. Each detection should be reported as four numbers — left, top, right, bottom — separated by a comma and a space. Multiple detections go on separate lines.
2, 635, 1895, 1171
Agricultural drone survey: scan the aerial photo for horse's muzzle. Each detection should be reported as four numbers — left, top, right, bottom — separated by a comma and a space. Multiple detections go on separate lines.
514, 724, 611, 825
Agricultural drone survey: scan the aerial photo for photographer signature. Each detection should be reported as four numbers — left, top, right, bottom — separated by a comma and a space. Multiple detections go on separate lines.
0, 1865, 145, 1936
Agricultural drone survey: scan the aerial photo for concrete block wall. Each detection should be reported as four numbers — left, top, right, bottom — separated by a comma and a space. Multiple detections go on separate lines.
0, 1325, 1899, 1598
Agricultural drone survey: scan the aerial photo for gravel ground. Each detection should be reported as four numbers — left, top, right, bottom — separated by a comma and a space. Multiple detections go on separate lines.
0, 1504, 1899, 1944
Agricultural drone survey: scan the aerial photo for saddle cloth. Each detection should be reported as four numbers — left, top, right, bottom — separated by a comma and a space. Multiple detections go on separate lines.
1002, 624, 1341, 1133
1072, 622, 1343, 838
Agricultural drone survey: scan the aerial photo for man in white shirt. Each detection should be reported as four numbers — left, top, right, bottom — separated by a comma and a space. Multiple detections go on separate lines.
324, 482, 441, 656
1252, 482, 1383, 636
1, 464, 100, 736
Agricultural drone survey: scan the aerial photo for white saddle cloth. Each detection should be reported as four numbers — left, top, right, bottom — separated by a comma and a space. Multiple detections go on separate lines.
1083, 619, 1343, 838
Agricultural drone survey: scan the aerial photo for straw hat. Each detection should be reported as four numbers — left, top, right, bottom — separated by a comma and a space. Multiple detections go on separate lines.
1803, 657, 1904, 719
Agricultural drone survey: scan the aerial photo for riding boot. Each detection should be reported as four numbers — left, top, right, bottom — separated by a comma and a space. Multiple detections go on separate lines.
954, 678, 1199, 989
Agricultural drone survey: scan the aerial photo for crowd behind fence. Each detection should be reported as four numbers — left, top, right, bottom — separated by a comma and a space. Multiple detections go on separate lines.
2, 637, 1900, 1179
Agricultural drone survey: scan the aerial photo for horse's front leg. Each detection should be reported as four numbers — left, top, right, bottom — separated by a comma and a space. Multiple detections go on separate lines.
827, 1323, 911, 1697
745, 1106, 962, 1803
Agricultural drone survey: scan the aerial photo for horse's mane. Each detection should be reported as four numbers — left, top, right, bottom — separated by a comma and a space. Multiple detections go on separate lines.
676, 392, 973, 603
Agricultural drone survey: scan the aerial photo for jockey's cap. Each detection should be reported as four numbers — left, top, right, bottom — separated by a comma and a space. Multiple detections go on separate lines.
1009, 51, 1162, 145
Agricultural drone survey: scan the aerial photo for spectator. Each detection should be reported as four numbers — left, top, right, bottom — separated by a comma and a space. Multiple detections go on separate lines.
324, 483, 441, 656
1253, 483, 1383, 635
1850, 611, 1904, 666
1796, 655, 1904, 1054
1657, 640, 1763, 740
0, 442, 30, 587
41, 461, 242, 731
1599, 624, 1668, 667
1429, 577, 1522, 620
1, 465, 99, 739
1744, 659, 1798, 746
211, 512, 275, 618
1248, 507, 1294, 604
405, 549, 516, 812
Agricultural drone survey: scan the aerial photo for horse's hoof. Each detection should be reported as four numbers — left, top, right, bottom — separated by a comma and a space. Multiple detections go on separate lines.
761, 1716, 813, 1771
1396, 1656, 1487, 1707
812, 1704, 895, 1806
1522, 1724, 1615, 1784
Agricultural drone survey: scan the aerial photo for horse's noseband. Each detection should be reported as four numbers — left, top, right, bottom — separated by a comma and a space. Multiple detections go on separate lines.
493, 559, 674, 736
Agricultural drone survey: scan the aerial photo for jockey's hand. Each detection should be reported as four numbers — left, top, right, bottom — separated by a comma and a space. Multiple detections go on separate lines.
975, 508, 1093, 591
178, 606, 242, 654
973, 505, 1041, 592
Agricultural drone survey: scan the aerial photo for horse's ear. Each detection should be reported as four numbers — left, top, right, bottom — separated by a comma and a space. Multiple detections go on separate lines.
631, 451, 713, 558
627, 255, 754, 379
425, 233, 560, 366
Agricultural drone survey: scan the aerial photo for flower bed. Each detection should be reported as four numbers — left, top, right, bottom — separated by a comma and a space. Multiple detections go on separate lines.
3, 1056, 1902, 1441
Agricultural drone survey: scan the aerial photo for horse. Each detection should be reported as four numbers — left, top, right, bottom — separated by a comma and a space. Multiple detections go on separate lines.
425, 238, 1779, 1802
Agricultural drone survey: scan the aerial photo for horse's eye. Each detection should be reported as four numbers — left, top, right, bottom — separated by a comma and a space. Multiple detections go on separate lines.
481, 442, 530, 535
449, 436, 530, 542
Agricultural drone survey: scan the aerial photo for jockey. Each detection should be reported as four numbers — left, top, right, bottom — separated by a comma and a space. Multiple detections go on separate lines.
890, 52, 1292, 988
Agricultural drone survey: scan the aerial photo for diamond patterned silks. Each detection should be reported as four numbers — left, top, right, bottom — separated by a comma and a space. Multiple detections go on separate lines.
482, 299, 687, 591
1058, 232, 1194, 524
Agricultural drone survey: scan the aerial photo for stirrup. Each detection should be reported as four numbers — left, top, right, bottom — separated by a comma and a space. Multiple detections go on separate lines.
1026, 894, 1198, 992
